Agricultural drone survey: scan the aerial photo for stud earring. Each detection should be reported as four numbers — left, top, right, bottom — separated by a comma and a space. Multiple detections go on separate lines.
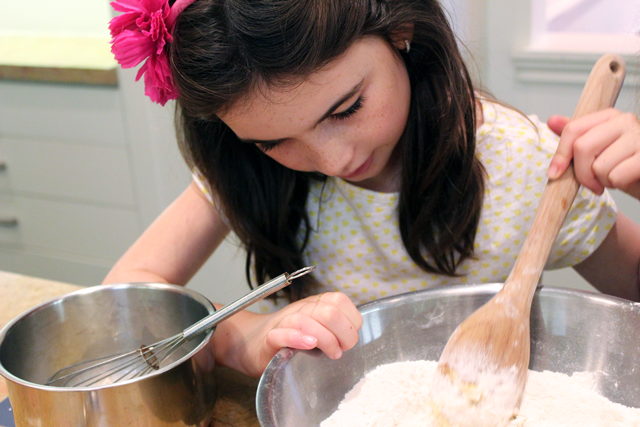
405, 40, 411, 53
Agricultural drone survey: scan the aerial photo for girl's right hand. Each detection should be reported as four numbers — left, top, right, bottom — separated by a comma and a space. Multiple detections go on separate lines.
547, 108, 640, 200
259, 291, 362, 360
216, 291, 363, 378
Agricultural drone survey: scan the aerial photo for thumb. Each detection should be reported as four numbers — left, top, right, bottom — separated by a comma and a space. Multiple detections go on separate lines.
547, 115, 574, 180
547, 115, 570, 137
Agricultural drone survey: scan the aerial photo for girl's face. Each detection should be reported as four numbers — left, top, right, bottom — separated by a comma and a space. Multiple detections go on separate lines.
219, 37, 411, 192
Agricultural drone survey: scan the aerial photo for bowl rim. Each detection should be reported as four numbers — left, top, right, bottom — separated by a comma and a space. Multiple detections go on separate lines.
256, 283, 640, 426
0, 282, 216, 391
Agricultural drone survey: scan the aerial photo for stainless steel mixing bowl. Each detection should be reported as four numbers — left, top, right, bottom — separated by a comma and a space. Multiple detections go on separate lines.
0, 283, 217, 426
257, 284, 640, 426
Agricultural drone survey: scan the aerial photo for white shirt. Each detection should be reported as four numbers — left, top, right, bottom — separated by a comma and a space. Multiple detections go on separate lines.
194, 100, 617, 312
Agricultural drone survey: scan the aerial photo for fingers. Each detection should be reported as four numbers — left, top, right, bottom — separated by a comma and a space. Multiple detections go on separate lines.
546, 115, 575, 180
607, 154, 640, 195
546, 109, 627, 189
568, 110, 626, 193
576, 112, 640, 196
547, 108, 621, 181
295, 293, 362, 355
547, 114, 570, 137
315, 291, 364, 332
264, 292, 362, 362
266, 313, 345, 360
592, 127, 640, 188
264, 328, 318, 353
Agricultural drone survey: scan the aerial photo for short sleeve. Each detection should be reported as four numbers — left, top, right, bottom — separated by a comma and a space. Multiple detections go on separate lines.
192, 168, 215, 205
546, 187, 617, 269
192, 168, 232, 227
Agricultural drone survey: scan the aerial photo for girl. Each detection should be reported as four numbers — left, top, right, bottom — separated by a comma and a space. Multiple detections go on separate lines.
105, 0, 640, 376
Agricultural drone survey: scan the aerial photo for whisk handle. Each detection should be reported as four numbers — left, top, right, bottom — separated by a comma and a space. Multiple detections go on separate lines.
182, 267, 314, 340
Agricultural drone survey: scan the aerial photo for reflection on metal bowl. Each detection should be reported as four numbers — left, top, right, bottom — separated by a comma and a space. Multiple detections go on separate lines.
257, 284, 640, 426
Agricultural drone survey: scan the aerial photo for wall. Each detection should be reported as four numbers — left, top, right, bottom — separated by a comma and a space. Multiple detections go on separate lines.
0, 0, 111, 37
478, 0, 640, 292
0, 0, 251, 305
116, 67, 250, 305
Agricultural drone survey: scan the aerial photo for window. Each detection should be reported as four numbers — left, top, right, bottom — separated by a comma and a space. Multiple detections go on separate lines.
546, 0, 640, 34
530, 0, 640, 53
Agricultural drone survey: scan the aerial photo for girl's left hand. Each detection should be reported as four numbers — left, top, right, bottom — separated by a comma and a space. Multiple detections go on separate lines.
547, 108, 640, 200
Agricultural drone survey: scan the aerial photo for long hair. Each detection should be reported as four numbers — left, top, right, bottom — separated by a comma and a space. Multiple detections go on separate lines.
170, 0, 484, 301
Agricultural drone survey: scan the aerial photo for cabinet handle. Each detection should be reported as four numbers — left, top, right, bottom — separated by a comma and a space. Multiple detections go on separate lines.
0, 162, 6, 172
0, 217, 18, 227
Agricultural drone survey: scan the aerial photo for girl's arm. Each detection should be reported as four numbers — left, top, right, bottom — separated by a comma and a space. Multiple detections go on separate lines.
103, 183, 364, 373
103, 182, 230, 285
573, 214, 640, 301
547, 109, 640, 301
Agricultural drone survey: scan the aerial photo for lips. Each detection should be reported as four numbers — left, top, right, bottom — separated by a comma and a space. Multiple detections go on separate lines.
340, 154, 374, 180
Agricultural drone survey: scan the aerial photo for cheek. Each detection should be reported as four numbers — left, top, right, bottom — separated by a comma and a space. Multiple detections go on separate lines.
367, 101, 408, 147
364, 81, 410, 148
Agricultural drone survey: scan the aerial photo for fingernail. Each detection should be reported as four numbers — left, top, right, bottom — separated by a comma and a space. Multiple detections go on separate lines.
547, 164, 558, 179
302, 335, 317, 346
333, 349, 343, 359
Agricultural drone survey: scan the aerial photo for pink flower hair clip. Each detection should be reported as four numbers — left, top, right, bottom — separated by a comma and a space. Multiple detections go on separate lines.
109, 0, 197, 105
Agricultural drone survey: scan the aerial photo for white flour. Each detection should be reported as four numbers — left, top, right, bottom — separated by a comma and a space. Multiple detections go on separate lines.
320, 360, 640, 427
430, 357, 522, 426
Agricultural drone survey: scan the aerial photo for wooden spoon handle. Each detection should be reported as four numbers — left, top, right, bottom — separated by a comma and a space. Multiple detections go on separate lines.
505, 54, 626, 306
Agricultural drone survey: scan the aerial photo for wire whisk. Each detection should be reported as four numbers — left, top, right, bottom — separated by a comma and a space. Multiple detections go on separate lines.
46, 266, 315, 388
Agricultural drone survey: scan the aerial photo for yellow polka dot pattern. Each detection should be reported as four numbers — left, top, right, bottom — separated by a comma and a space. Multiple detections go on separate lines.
289, 100, 616, 309
191, 101, 617, 313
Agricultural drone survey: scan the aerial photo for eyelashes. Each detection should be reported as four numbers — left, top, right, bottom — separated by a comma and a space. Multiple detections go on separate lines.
257, 96, 366, 153
257, 140, 283, 152
330, 96, 365, 121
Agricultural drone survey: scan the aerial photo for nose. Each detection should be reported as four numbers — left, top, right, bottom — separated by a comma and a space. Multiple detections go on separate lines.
303, 134, 353, 177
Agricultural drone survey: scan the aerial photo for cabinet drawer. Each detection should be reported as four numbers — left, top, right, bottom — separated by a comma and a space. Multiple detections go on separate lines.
0, 194, 140, 260
0, 81, 126, 147
0, 138, 136, 206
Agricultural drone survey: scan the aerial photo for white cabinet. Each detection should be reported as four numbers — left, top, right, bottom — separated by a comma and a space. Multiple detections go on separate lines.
0, 73, 248, 305
0, 81, 142, 285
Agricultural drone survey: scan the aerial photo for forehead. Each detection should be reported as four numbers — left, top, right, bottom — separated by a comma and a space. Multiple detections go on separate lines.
220, 38, 385, 138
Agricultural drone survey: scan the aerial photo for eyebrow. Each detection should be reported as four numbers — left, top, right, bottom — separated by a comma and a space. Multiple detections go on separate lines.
239, 78, 365, 145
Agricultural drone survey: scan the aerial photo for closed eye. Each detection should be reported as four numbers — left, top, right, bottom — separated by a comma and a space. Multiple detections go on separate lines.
330, 96, 365, 121
257, 140, 284, 152
253, 95, 364, 152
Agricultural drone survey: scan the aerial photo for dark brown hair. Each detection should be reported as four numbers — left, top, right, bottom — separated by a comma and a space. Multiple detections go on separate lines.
170, 0, 484, 301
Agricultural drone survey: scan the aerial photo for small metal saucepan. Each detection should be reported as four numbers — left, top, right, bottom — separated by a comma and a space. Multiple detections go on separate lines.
0, 283, 217, 426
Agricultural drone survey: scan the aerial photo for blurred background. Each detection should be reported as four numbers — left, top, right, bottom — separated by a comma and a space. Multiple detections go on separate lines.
0, 0, 639, 305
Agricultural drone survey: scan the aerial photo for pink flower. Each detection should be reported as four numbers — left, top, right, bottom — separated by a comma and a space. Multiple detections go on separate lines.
109, 0, 178, 105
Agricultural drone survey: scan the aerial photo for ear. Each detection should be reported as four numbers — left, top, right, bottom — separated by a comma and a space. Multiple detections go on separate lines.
390, 24, 414, 51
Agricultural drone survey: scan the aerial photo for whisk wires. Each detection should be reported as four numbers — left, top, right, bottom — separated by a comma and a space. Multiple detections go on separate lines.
45, 266, 315, 388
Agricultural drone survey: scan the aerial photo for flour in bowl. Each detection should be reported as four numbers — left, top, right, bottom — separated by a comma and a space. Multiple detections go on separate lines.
320, 360, 640, 427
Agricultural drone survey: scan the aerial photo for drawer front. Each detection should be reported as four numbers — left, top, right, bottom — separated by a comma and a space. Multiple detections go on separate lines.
0, 138, 136, 206
0, 194, 140, 260
0, 81, 126, 147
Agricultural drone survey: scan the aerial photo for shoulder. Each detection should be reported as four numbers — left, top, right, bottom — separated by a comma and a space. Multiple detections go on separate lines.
476, 99, 559, 166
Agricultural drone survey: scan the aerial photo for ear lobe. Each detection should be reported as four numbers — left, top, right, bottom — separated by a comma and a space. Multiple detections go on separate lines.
391, 24, 414, 51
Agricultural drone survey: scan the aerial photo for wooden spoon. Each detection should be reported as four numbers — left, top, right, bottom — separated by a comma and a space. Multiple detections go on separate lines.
430, 54, 626, 427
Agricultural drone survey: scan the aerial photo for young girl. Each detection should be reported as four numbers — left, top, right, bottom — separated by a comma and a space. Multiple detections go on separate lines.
105, 0, 640, 376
